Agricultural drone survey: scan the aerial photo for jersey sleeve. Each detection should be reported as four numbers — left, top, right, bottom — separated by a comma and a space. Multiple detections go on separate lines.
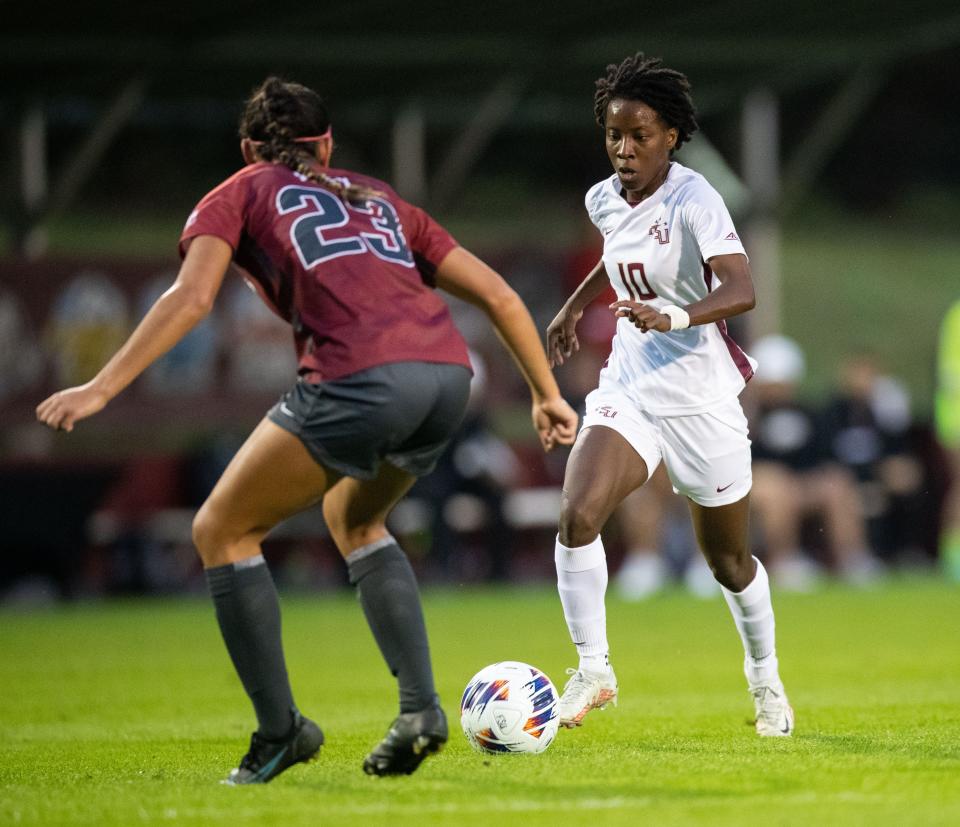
178, 174, 247, 258
682, 180, 748, 262
584, 179, 608, 232
397, 199, 459, 286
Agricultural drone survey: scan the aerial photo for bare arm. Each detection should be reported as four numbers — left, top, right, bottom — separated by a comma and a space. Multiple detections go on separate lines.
36, 235, 232, 431
564, 258, 610, 316
611, 253, 755, 332
545, 258, 607, 366
684, 253, 756, 325
434, 246, 578, 450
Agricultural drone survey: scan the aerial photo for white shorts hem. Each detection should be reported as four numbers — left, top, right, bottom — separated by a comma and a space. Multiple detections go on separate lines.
580, 421, 661, 478
682, 480, 752, 508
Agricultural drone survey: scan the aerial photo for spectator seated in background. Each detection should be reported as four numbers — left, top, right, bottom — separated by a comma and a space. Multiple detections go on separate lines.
820, 350, 928, 565
744, 335, 881, 590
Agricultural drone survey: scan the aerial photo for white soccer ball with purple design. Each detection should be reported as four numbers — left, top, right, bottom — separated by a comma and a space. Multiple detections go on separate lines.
460, 661, 560, 754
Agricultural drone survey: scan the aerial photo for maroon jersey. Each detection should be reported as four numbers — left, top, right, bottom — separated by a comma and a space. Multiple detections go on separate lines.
179, 162, 471, 382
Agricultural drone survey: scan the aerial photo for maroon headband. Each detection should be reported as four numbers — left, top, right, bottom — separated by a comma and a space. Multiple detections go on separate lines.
247, 127, 332, 147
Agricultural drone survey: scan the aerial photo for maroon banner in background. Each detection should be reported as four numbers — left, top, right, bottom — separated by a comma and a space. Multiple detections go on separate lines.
1, 257, 296, 453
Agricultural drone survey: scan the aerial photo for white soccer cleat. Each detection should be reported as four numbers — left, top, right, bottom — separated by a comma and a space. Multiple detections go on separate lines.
557, 666, 618, 728
751, 684, 794, 737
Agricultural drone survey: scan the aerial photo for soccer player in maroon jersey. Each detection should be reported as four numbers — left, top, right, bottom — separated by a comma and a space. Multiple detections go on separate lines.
37, 77, 578, 783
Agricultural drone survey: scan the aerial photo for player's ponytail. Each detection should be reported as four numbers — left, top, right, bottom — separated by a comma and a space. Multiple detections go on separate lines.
240, 77, 380, 204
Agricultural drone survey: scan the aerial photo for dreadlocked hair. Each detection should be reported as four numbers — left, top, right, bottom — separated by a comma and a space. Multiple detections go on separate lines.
239, 77, 380, 205
593, 53, 699, 151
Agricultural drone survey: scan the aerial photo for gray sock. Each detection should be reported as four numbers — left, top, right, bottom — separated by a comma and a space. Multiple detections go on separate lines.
205, 556, 296, 739
347, 539, 438, 713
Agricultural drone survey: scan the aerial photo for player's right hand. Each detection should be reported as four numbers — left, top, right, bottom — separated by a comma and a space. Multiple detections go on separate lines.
546, 305, 584, 367
533, 396, 579, 452
36, 383, 109, 432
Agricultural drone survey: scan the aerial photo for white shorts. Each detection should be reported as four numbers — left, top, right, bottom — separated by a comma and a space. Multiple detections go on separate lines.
581, 381, 752, 507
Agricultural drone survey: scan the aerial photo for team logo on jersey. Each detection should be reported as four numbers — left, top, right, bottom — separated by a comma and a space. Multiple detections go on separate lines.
648, 220, 670, 245
724, 231, 739, 241
595, 405, 619, 419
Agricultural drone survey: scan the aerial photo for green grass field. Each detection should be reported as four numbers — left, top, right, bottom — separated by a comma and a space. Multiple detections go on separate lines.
3, 578, 959, 826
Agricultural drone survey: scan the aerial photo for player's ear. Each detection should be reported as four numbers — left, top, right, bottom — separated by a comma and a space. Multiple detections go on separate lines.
666, 128, 678, 151
240, 138, 259, 165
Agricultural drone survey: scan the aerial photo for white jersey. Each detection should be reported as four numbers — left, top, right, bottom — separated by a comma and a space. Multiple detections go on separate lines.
586, 161, 756, 416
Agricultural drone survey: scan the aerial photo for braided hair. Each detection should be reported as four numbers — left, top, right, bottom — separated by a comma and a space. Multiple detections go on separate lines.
593, 54, 699, 151
239, 77, 379, 204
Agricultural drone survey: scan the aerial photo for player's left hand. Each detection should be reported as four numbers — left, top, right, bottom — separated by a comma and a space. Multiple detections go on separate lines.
36, 383, 110, 432
610, 300, 670, 333
532, 396, 579, 452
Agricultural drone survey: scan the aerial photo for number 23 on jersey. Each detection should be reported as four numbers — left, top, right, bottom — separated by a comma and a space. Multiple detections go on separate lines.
276, 185, 414, 270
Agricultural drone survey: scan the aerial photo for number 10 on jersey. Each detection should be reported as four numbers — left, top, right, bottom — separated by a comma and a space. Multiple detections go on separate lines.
616, 262, 657, 300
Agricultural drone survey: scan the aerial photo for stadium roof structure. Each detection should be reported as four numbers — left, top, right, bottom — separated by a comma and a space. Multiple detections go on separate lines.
2, 1, 960, 250
4, 1, 959, 118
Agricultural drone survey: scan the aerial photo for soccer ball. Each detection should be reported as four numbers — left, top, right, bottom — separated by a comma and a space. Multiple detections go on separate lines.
460, 661, 560, 754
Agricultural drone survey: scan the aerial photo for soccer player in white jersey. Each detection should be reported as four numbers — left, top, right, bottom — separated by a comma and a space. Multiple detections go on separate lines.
546, 53, 793, 737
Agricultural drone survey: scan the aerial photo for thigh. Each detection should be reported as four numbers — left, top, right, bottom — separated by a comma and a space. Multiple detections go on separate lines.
689, 494, 757, 592
563, 424, 653, 524
322, 462, 418, 556
687, 494, 751, 558
687, 494, 755, 589
561, 381, 664, 534
616, 464, 673, 541
201, 417, 341, 542
581, 382, 663, 479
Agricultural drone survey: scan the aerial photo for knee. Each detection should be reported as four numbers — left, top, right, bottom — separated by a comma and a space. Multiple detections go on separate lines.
192, 503, 231, 566
557, 497, 603, 548
704, 549, 755, 592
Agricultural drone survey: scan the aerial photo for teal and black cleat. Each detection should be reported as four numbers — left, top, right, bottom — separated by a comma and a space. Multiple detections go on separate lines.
363, 704, 447, 776
223, 712, 323, 785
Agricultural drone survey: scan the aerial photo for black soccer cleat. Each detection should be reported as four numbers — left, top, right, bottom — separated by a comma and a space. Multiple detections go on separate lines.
223, 711, 324, 785
363, 704, 448, 776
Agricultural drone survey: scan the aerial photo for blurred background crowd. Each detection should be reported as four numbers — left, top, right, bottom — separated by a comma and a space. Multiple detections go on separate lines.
2, 2, 959, 602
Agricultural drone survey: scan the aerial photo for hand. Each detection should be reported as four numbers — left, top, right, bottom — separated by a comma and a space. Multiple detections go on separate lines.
545, 304, 584, 367
610, 300, 670, 333
36, 382, 110, 432
532, 396, 579, 452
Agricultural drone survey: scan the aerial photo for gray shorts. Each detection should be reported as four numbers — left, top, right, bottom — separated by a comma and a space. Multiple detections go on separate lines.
267, 361, 472, 480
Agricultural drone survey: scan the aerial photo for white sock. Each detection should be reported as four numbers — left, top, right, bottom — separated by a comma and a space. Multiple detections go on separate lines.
720, 557, 782, 689
555, 535, 610, 672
